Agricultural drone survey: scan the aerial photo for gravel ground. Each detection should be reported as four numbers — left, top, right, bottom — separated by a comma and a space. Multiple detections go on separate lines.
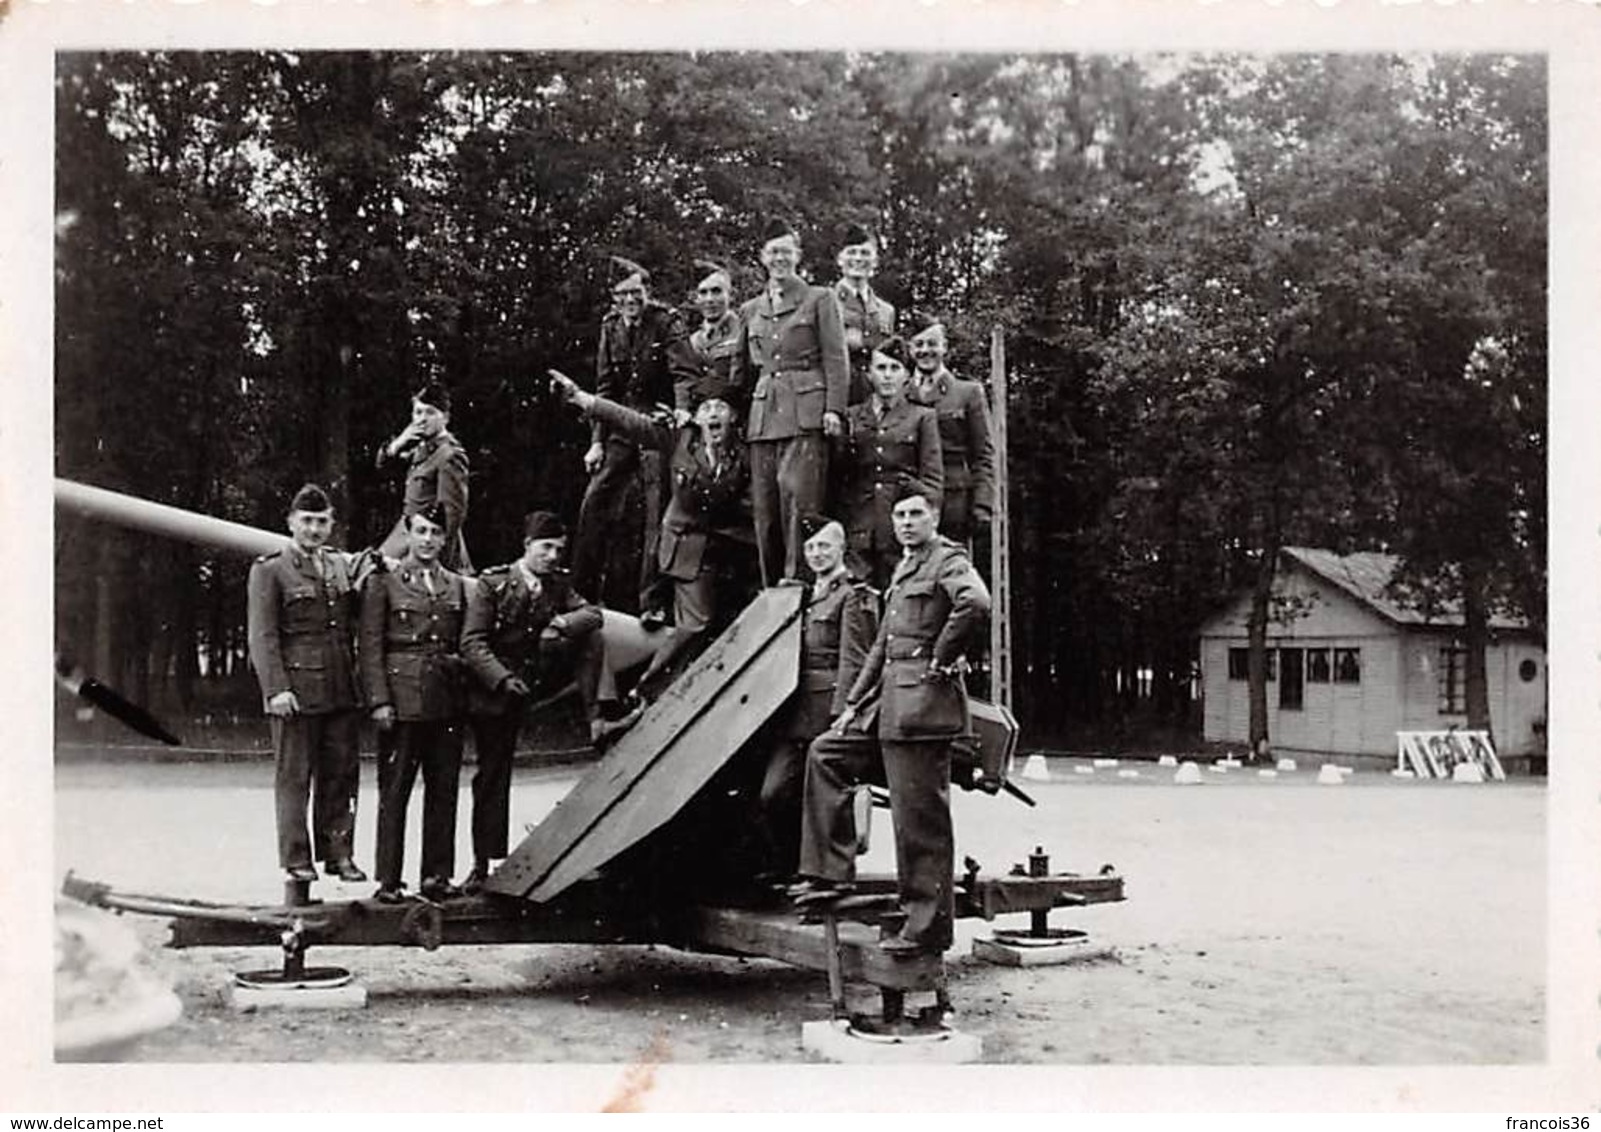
53, 756, 1545, 1074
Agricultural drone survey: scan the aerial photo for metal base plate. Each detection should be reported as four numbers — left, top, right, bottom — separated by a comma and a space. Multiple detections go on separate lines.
801, 1018, 981, 1063
234, 966, 353, 990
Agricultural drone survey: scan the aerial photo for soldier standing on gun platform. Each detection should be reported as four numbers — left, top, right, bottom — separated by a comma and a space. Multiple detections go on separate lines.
841, 336, 944, 590
832, 222, 896, 408
459, 510, 604, 893
686, 258, 743, 408
377, 382, 472, 572
908, 313, 996, 551
758, 517, 878, 880
790, 484, 990, 958
247, 483, 366, 887
362, 503, 471, 904
731, 217, 851, 587
572, 255, 698, 621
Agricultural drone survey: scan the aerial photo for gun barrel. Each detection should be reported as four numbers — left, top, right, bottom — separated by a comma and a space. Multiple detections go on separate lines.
55, 477, 287, 559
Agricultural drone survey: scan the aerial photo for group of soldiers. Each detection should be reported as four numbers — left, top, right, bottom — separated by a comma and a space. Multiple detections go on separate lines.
246, 217, 996, 956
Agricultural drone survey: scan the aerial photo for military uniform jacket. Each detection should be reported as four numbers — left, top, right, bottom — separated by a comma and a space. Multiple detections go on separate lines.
461, 563, 602, 716
784, 572, 880, 740
377, 430, 471, 563
593, 300, 698, 445
687, 310, 742, 406
846, 538, 991, 740
911, 368, 996, 517
834, 280, 895, 403
586, 396, 750, 582
247, 544, 361, 714
842, 398, 944, 541
732, 277, 850, 442
359, 557, 469, 721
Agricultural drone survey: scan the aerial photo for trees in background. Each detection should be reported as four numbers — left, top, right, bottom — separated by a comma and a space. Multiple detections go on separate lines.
54, 51, 1546, 747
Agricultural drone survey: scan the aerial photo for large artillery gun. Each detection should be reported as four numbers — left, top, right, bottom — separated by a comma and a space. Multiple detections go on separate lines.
55, 476, 1124, 1051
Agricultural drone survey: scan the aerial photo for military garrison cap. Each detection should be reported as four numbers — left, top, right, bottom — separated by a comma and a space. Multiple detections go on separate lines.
890, 480, 937, 509
694, 258, 732, 287
608, 255, 651, 289
289, 483, 332, 514
413, 382, 452, 413
908, 309, 946, 338
761, 215, 799, 244
870, 335, 913, 372
523, 510, 567, 542
411, 501, 450, 531
840, 221, 877, 248
800, 515, 845, 545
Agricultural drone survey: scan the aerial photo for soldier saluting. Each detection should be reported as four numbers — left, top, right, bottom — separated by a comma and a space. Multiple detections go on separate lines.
246, 483, 366, 886
361, 502, 471, 904
377, 382, 472, 572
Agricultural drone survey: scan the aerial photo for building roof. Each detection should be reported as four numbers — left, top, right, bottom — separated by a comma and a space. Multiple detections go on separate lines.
1280, 546, 1530, 631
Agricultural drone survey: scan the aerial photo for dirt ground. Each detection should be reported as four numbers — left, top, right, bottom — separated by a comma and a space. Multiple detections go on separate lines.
54, 757, 1545, 1067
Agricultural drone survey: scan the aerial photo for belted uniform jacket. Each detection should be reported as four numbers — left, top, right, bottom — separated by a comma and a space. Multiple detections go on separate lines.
247, 544, 360, 714
461, 564, 602, 716
910, 368, 996, 519
359, 557, 469, 722
731, 276, 850, 442
376, 430, 471, 570
842, 398, 944, 545
687, 310, 742, 408
593, 300, 698, 445
585, 396, 750, 583
783, 572, 880, 740
846, 537, 990, 740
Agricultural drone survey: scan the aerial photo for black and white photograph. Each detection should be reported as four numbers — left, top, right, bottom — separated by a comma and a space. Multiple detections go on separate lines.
4, 0, 1599, 1117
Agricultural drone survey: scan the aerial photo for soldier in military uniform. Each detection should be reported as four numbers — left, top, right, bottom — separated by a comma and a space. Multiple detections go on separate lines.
792, 484, 991, 957
460, 511, 604, 893
377, 382, 472, 572
832, 222, 896, 408
550, 369, 754, 690
758, 518, 879, 878
572, 256, 699, 618
361, 503, 471, 903
246, 483, 366, 885
840, 337, 944, 590
908, 314, 997, 548
731, 217, 851, 587
686, 259, 743, 409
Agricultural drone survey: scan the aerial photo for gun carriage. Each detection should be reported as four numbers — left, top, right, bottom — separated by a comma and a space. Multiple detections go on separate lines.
56, 475, 1124, 1046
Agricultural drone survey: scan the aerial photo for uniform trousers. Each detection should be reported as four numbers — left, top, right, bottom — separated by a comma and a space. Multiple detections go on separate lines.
759, 736, 808, 875
749, 432, 828, 587
940, 485, 978, 549
375, 719, 464, 888
800, 730, 955, 950
271, 710, 360, 870
573, 439, 663, 614
466, 709, 523, 863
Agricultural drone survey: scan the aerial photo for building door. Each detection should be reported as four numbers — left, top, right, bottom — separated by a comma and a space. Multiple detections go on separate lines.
1279, 647, 1304, 711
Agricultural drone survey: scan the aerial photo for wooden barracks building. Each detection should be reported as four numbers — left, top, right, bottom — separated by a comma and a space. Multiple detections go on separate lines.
1198, 547, 1547, 767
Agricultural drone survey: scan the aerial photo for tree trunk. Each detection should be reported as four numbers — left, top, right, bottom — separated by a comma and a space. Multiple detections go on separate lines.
1246, 545, 1278, 759
1461, 559, 1493, 737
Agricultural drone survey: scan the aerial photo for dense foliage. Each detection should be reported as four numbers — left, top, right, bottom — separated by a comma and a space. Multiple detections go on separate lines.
54, 51, 1545, 744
